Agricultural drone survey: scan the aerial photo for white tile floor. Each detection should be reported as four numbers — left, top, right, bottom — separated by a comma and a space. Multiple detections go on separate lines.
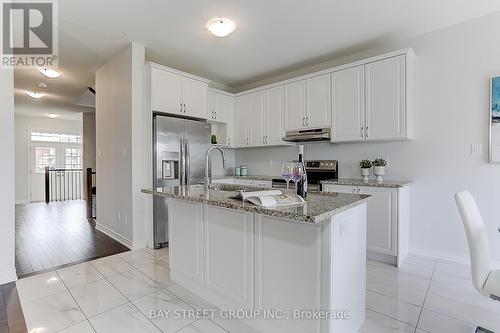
15, 248, 500, 333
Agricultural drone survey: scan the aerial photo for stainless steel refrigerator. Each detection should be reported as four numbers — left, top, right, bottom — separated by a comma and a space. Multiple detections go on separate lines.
153, 114, 211, 248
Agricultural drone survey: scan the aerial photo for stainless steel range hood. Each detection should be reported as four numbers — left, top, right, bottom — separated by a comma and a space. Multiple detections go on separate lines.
283, 128, 331, 142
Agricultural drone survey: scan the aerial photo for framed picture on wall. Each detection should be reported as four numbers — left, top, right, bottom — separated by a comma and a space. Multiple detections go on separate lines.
490, 76, 500, 163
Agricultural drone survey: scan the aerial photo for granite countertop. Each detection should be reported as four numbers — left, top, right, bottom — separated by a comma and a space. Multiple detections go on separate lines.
213, 175, 277, 181
321, 178, 412, 188
141, 185, 369, 224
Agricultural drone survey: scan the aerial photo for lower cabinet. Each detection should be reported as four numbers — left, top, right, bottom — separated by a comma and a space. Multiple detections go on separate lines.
322, 184, 409, 266
204, 206, 254, 308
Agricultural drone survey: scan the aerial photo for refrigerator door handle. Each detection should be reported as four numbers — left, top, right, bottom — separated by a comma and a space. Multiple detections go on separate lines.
179, 138, 185, 186
185, 139, 190, 186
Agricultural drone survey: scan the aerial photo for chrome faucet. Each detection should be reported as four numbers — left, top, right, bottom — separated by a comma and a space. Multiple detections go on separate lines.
204, 146, 227, 191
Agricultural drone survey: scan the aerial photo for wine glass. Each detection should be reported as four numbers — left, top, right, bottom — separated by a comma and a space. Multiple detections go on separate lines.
281, 162, 293, 189
291, 162, 305, 190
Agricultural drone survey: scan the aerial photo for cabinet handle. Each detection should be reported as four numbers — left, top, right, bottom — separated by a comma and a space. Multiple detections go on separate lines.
361, 127, 364, 138
265, 135, 268, 144
183, 104, 187, 113
180, 102, 183, 113
365, 126, 369, 138
247, 137, 249, 145
228, 138, 231, 146
306, 117, 309, 126
352, 188, 356, 194
302, 117, 305, 126
215, 111, 217, 119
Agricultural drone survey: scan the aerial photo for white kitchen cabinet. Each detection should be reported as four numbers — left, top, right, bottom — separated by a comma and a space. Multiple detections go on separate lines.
182, 77, 208, 118
235, 89, 290, 147
249, 91, 266, 145
208, 90, 233, 123
365, 55, 406, 140
150, 64, 208, 119
204, 206, 254, 308
265, 86, 286, 145
234, 95, 249, 146
209, 90, 234, 147
152, 68, 183, 114
284, 80, 306, 131
331, 66, 365, 141
322, 183, 409, 266
306, 74, 331, 128
168, 200, 203, 285
284, 74, 331, 131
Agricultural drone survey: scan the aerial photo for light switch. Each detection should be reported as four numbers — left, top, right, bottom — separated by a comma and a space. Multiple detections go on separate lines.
471, 144, 482, 156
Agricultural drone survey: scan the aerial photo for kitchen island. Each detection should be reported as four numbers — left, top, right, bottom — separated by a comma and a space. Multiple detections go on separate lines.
142, 185, 369, 333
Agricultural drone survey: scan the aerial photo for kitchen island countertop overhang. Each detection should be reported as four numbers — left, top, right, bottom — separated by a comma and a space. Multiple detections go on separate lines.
141, 185, 370, 224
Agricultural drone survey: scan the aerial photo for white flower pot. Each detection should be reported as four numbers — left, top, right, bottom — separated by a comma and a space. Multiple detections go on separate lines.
373, 166, 385, 183
361, 168, 371, 183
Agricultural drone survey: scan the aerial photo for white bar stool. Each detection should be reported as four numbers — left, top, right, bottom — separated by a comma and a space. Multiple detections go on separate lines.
455, 191, 500, 333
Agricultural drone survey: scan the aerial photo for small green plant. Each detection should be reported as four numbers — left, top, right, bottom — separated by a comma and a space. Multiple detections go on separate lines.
373, 158, 387, 167
359, 159, 373, 169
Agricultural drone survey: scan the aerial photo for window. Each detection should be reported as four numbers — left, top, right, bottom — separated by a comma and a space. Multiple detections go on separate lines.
34, 147, 56, 173
31, 131, 82, 144
65, 148, 82, 169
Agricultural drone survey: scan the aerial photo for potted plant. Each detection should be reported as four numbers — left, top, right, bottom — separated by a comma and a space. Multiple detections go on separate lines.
359, 160, 372, 183
372, 158, 387, 183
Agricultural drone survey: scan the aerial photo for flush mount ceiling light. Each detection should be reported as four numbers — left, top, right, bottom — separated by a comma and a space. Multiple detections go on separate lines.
46, 114, 58, 119
25, 91, 44, 99
39, 68, 62, 78
206, 17, 235, 37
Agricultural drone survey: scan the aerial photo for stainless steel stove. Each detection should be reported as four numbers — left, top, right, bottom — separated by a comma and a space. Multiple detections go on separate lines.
272, 160, 338, 191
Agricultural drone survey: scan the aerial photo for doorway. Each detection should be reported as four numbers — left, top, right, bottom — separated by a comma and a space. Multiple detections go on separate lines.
29, 131, 83, 202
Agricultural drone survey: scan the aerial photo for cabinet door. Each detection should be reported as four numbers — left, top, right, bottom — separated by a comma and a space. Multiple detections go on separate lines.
204, 206, 254, 308
284, 80, 306, 131
168, 200, 203, 284
213, 91, 234, 123
365, 55, 406, 140
152, 68, 183, 114
265, 86, 285, 145
358, 186, 397, 256
248, 91, 265, 145
183, 77, 208, 119
234, 95, 249, 146
306, 73, 331, 128
208, 90, 215, 120
331, 66, 365, 142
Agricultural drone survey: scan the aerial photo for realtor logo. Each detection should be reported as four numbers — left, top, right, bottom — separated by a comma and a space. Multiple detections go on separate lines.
1, 0, 58, 68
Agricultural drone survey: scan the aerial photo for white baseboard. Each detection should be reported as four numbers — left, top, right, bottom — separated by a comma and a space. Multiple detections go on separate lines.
95, 223, 133, 249
409, 245, 500, 269
0, 268, 17, 284
15, 200, 29, 205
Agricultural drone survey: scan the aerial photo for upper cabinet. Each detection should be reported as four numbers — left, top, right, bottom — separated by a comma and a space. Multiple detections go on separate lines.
365, 55, 406, 140
330, 54, 410, 143
265, 86, 286, 145
235, 88, 290, 148
284, 80, 306, 131
331, 65, 365, 141
150, 64, 208, 119
306, 74, 332, 129
208, 90, 233, 123
284, 74, 331, 131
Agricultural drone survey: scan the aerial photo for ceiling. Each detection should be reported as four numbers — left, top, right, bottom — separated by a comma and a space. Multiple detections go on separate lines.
14, 0, 500, 113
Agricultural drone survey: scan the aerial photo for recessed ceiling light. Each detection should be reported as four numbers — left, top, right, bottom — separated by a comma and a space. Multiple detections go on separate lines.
206, 17, 236, 38
25, 91, 44, 99
37, 82, 48, 88
46, 114, 58, 119
39, 68, 62, 78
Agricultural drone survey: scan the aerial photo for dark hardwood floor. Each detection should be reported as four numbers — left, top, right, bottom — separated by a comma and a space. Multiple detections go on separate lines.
0, 283, 26, 333
15, 200, 129, 278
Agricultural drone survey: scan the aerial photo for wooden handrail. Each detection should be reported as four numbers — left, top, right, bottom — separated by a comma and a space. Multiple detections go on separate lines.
86, 168, 96, 219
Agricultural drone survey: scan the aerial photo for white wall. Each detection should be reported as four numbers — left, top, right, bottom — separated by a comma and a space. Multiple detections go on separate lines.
83, 113, 96, 199
15, 114, 83, 203
0, 69, 16, 283
96, 42, 146, 249
236, 12, 500, 263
